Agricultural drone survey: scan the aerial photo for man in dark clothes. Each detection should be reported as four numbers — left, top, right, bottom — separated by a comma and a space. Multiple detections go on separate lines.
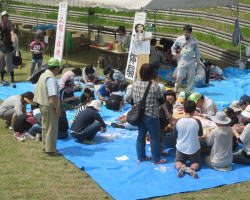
70, 100, 106, 144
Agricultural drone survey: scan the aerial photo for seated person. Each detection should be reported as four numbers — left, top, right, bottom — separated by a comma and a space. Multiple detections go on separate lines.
59, 67, 82, 89
82, 65, 98, 84
175, 100, 203, 179
149, 39, 168, 69
159, 90, 176, 153
238, 95, 250, 125
174, 91, 189, 110
189, 92, 217, 119
70, 100, 106, 144
80, 88, 95, 105
97, 81, 113, 101
106, 94, 124, 112
210, 64, 225, 80
195, 61, 206, 88
103, 67, 125, 85
59, 80, 80, 109
0, 92, 34, 128
204, 111, 233, 171
223, 107, 240, 150
233, 105, 250, 165
111, 109, 137, 130
13, 114, 34, 142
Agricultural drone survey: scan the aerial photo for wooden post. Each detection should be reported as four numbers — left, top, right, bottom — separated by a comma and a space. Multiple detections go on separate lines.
136, 54, 149, 80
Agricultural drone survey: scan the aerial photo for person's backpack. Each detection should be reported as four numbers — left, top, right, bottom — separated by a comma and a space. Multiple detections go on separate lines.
58, 109, 69, 139
106, 94, 123, 111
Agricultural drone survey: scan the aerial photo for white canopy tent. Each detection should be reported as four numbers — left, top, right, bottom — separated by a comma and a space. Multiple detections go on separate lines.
16, 0, 237, 10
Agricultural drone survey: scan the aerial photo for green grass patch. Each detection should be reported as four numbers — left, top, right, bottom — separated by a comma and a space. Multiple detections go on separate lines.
240, 0, 250, 5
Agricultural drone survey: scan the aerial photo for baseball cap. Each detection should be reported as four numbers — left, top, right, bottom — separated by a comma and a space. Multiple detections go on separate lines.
48, 58, 61, 67
239, 95, 250, 106
189, 92, 202, 103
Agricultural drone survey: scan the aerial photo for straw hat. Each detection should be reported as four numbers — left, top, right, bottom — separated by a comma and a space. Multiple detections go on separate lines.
241, 105, 250, 119
230, 101, 242, 112
210, 111, 231, 125
88, 100, 102, 111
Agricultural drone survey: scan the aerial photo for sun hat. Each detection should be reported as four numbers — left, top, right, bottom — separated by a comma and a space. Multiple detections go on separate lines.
239, 95, 250, 106
189, 92, 202, 103
1, 11, 8, 17
230, 101, 242, 112
48, 58, 61, 68
241, 105, 250, 119
210, 111, 231, 125
88, 100, 102, 111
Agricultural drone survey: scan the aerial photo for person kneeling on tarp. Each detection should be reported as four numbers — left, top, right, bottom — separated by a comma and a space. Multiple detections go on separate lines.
70, 100, 106, 144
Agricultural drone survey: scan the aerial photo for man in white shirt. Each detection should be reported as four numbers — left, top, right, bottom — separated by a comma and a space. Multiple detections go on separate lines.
171, 25, 200, 92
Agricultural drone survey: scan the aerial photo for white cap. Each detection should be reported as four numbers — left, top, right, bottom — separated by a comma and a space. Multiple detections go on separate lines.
1, 11, 8, 17
88, 100, 102, 111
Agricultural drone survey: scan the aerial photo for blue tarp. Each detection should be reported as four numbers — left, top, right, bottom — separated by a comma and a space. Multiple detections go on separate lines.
1, 67, 250, 200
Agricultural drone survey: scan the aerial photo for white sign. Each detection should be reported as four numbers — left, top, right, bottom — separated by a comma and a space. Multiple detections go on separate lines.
54, 2, 68, 62
125, 12, 147, 81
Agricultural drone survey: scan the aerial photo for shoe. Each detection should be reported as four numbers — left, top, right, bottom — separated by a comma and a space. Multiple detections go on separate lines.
36, 133, 42, 141
111, 122, 125, 129
14, 132, 26, 142
152, 159, 167, 165
137, 156, 152, 162
82, 140, 96, 145
177, 164, 186, 178
44, 152, 62, 157
185, 167, 199, 179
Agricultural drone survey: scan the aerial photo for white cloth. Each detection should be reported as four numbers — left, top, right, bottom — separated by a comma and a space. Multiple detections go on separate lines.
240, 123, 250, 155
206, 126, 233, 168
176, 117, 202, 154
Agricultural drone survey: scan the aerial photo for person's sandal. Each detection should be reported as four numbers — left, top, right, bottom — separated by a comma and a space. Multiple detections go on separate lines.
137, 156, 152, 162
177, 164, 186, 178
185, 167, 199, 179
152, 159, 167, 165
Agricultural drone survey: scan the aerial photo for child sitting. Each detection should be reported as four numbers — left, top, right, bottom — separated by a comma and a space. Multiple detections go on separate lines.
97, 81, 113, 101
59, 80, 80, 109
175, 100, 203, 179
204, 111, 233, 171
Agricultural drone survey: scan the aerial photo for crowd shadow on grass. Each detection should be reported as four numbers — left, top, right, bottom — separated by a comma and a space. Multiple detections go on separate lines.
59, 146, 107, 157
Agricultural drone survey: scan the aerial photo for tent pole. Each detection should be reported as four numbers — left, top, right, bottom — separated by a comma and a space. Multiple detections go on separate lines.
237, 0, 241, 61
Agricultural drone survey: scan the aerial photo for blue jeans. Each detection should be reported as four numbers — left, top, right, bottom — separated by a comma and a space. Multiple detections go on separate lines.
28, 123, 42, 136
71, 121, 102, 141
137, 115, 161, 162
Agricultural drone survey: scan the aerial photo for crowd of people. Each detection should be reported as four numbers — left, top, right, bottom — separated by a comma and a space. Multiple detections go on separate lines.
1, 17, 249, 179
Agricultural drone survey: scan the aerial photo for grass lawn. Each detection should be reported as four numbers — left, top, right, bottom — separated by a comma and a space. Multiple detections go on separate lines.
1, 48, 250, 200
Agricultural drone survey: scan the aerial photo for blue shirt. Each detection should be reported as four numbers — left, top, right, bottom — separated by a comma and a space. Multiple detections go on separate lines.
98, 84, 110, 98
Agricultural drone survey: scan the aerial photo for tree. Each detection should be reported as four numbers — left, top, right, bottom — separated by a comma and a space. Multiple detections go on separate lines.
0, 0, 13, 11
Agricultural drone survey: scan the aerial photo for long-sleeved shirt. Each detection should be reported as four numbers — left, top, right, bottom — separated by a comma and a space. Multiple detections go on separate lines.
70, 107, 106, 133
0, 95, 24, 116
171, 35, 200, 64
206, 126, 233, 168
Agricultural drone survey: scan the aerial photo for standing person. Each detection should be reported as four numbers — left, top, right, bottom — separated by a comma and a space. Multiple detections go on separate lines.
175, 100, 203, 179
204, 111, 233, 171
0, 11, 15, 83
171, 25, 200, 92
29, 35, 45, 75
33, 58, 61, 156
116, 26, 130, 49
126, 63, 171, 164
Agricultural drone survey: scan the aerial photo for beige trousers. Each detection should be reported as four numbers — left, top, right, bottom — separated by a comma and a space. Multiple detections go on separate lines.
40, 104, 58, 153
